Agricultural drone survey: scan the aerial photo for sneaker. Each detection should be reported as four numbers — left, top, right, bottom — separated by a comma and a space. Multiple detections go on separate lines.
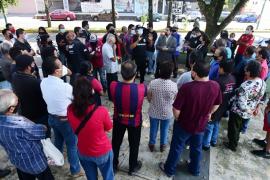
158, 162, 172, 178
160, 145, 166, 152
0, 169, 11, 178
223, 142, 237, 152
251, 149, 270, 159
148, 144, 155, 152
69, 171, 84, 178
210, 142, 217, 147
128, 161, 142, 176
202, 146, 210, 151
253, 138, 267, 148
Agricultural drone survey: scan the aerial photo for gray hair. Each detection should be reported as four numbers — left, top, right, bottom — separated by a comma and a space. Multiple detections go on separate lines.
216, 38, 226, 48
0, 89, 17, 113
0, 42, 12, 55
106, 33, 115, 43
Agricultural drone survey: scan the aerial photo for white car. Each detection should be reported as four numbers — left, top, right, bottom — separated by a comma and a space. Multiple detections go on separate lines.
176, 11, 202, 22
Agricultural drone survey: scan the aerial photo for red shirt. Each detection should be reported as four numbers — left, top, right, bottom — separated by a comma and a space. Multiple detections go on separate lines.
236, 34, 254, 55
260, 59, 269, 80
67, 104, 112, 157
89, 38, 104, 68
90, 77, 103, 94
173, 81, 222, 134
110, 81, 146, 127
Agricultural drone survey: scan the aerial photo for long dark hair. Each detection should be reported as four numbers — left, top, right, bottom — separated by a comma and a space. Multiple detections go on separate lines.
72, 77, 95, 117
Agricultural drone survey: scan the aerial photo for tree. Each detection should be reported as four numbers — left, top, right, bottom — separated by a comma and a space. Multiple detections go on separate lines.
197, 0, 248, 43
44, 0, 52, 28
148, 0, 153, 28
111, 0, 116, 27
166, 0, 173, 27
0, 0, 17, 25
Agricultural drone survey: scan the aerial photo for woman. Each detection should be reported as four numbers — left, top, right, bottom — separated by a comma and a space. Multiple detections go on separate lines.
196, 33, 210, 59
67, 77, 114, 180
36, 27, 50, 49
147, 61, 178, 152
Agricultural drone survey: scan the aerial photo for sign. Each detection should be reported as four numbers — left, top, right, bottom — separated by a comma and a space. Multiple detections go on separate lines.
115, 0, 135, 13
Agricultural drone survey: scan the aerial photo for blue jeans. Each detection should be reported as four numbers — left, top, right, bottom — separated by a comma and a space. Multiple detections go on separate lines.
149, 117, 171, 145
146, 51, 155, 73
202, 120, 220, 147
241, 119, 250, 133
93, 67, 107, 90
79, 150, 114, 180
164, 122, 203, 176
0, 80, 12, 90
48, 115, 81, 175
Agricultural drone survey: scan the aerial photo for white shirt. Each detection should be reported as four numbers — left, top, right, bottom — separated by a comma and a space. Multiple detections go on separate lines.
102, 42, 118, 73
2, 39, 14, 47
176, 71, 193, 89
40, 75, 73, 116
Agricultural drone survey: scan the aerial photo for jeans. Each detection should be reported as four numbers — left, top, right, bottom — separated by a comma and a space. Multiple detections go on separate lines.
112, 121, 141, 171
0, 80, 12, 90
17, 167, 54, 180
93, 67, 107, 91
241, 119, 250, 133
48, 115, 81, 175
227, 111, 244, 149
149, 117, 171, 145
202, 120, 220, 147
146, 51, 155, 73
79, 151, 114, 180
234, 54, 243, 68
107, 72, 118, 101
164, 122, 203, 176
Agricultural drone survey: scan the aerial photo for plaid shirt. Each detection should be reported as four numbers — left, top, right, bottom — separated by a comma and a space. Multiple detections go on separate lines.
0, 114, 48, 174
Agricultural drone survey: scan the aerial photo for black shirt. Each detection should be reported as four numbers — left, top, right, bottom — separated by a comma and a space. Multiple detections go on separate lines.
14, 39, 32, 52
132, 34, 147, 58
146, 30, 158, 52
12, 72, 48, 121
56, 33, 67, 53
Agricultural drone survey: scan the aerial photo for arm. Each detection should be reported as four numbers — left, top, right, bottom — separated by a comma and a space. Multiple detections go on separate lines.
25, 124, 46, 140
130, 36, 141, 49
147, 82, 152, 102
173, 107, 180, 120
155, 36, 164, 51
166, 38, 177, 53
103, 108, 113, 132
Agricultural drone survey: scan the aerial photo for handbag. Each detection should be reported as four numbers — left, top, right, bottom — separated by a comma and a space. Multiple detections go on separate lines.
41, 138, 64, 166
75, 104, 98, 135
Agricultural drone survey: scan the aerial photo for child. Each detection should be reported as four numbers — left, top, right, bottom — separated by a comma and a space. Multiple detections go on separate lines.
203, 60, 236, 150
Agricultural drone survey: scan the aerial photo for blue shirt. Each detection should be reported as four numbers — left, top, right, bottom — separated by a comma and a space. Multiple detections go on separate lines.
172, 32, 181, 56
209, 60, 220, 80
0, 115, 47, 174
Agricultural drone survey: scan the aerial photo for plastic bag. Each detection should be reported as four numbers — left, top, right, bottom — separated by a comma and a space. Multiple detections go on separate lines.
41, 138, 64, 166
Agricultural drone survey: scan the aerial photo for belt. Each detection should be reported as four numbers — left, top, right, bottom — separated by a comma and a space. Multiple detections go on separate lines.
49, 114, 68, 121
118, 113, 134, 118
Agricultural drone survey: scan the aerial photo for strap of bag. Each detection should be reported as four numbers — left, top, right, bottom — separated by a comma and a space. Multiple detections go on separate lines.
75, 105, 98, 135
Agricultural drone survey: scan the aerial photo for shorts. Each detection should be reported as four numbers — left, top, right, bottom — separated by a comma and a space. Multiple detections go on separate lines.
263, 112, 270, 132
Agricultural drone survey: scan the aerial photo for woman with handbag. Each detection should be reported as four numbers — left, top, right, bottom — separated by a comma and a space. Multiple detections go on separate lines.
67, 77, 114, 180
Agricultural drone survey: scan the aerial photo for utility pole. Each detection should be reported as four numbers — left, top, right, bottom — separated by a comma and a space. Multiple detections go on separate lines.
256, 0, 267, 30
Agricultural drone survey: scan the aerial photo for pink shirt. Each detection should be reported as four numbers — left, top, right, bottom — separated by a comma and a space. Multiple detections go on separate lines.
260, 59, 268, 80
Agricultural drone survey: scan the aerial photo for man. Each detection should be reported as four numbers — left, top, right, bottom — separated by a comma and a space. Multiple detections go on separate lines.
159, 61, 222, 177
65, 31, 90, 84
0, 42, 13, 89
146, 23, 158, 74
130, 25, 147, 83
102, 33, 119, 101
6, 23, 16, 35
56, 24, 67, 66
2, 28, 14, 46
171, 24, 181, 78
123, 24, 135, 61
110, 61, 146, 176
0, 89, 54, 180
119, 26, 128, 62
255, 47, 269, 80
155, 27, 177, 78
234, 25, 255, 67
40, 56, 83, 178
209, 48, 227, 80
81, 20, 91, 42
12, 55, 50, 137
13, 28, 35, 57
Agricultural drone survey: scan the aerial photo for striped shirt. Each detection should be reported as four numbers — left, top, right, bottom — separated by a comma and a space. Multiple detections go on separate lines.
0, 114, 47, 174
110, 81, 146, 127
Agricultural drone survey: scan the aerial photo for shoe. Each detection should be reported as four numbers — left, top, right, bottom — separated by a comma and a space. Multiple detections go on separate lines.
210, 142, 217, 147
149, 144, 155, 152
253, 138, 267, 148
0, 169, 11, 178
128, 161, 142, 176
251, 149, 270, 159
69, 171, 84, 178
223, 142, 237, 152
147, 72, 152, 75
160, 145, 166, 152
158, 162, 172, 178
202, 146, 210, 151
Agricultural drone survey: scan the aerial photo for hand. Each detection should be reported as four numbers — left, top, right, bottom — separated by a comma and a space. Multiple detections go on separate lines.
162, 47, 168, 51
138, 36, 142, 42
113, 44, 117, 51
253, 106, 260, 116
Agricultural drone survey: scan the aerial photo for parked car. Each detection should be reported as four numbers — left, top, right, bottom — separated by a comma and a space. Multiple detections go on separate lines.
236, 13, 258, 23
92, 9, 119, 21
219, 11, 230, 22
136, 13, 162, 22
49, 9, 76, 21
176, 11, 202, 22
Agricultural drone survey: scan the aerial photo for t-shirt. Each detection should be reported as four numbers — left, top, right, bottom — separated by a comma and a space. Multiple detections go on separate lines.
67, 104, 112, 157
13, 39, 32, 52
132, 34, 147, 58
173, 81, 222, 134
124, 33, 133, 55
260, 59, 268, 80
102, 42, 118, 74
89, 38, 103, 68
110, 81, 146, 127
236, 34, 254, 55
146, 30, 158, 52
56, 33, 67, 53
176, 71, 192, 89
148, 79, 178, 120
209, 60, 220, 80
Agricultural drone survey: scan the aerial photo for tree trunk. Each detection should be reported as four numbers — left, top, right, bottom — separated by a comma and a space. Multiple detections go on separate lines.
44, 0, 51, 28
0, 3, 7, 25
167, 0, 172, 27
148, 0, 153, 27
111, 0, 116, 27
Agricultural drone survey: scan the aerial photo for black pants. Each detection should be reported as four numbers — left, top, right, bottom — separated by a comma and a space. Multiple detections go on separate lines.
33, 114, 51, 138
17, 167, 54, 180
172, 55, 178, 77
107, 72, 118, 101
227, 111, 244, 149
135, 57, 146, 83
112, 121, 142, 171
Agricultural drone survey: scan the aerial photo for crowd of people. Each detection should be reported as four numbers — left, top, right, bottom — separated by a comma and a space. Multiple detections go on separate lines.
0, 20, 269, 180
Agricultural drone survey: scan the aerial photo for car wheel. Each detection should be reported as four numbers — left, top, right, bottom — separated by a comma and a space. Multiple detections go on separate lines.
155, 18, 160, 22
181, 17, 186, 22
93, 16, 98, 21
66, 16, 71, 21
195, 17, 200, 22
